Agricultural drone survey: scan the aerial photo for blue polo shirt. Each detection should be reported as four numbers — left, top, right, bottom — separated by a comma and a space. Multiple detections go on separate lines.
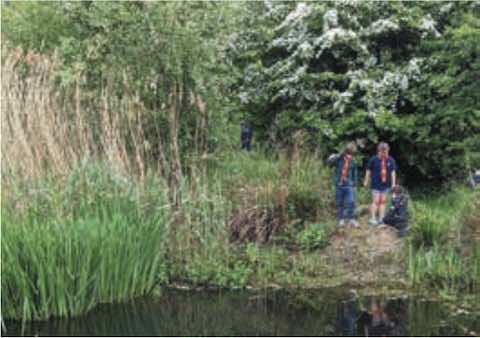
367, 155, 397, 191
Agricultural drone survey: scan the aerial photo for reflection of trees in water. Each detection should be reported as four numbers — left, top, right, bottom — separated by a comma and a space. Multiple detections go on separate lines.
10, 290, 338, 336
5, 290, 479, 336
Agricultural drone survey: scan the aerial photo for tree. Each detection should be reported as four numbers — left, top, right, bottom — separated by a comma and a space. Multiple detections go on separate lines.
227, 1, 480, 183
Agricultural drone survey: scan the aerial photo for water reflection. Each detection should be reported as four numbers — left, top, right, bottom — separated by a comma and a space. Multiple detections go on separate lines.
3, 289, 479, 336
356, 297, 406, 337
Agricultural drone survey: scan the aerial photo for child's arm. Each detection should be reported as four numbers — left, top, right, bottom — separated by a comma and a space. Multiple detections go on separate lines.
363, 170, 370, 188
353, 162, 358, 187
391, 157, 397, 188
364, 156, 373, 188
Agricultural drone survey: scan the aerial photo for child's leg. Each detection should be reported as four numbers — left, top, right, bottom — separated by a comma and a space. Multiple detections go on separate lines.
378, 192, 388, 221
346, 186, 355, 220
336, 185, 345, 220
370, 191, 380, 220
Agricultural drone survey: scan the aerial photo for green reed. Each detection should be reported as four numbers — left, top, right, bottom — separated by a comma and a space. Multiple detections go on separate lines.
1, 163, 170, 320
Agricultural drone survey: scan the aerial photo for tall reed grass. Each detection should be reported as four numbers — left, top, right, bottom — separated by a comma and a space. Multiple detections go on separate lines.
408, 188, 480, 292
1, 163, 171, 321
1, 49, 151, 186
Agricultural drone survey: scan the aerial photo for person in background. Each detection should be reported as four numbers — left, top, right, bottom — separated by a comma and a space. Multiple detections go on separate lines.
327, 142, 359, 228
240, 121, 253, 152
383, 185, 409, 237
468, 169, 480, 189
363, 142, 397, 226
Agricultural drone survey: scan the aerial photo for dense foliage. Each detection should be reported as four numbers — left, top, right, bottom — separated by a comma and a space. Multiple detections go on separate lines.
3, 1, 479, 183
227, 1, 480, 182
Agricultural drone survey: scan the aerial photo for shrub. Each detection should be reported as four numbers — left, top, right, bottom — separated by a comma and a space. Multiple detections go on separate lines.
296, 224, 331, 251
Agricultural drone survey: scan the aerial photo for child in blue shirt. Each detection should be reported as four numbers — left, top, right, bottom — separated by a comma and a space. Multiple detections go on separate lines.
328, 143, 359, 228
363, 142, 397, 226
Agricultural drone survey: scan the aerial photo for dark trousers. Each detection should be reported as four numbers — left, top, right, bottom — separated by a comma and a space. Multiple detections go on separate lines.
383, 213, 408, 237
241, 140, 251, 151
336, 185, 355, 220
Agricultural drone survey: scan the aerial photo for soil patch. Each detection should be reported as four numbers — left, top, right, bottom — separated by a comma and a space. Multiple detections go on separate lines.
319, 218, 407, 287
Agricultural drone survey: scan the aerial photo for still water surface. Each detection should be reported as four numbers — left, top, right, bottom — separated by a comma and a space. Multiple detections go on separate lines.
4, 288, 479, 336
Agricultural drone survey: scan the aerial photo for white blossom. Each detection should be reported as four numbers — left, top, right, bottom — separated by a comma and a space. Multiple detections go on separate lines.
314, 28, 357, 57
440, 3, 453, 14
323, 9, 339, 31
297, 41, 314, 59
363, 18, 399, 36
419, 14, 441, 38
277, 3, 312, 30
239, 92, 249, 104
406, 57, 423, 79
365, 55, 378, 68
399, 76, 409, 90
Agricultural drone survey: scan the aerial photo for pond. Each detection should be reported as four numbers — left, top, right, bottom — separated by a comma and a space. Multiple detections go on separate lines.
3, 288, 479, 336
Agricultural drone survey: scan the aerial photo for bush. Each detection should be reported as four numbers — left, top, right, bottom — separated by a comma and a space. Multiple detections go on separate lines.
296, 224, 331, 251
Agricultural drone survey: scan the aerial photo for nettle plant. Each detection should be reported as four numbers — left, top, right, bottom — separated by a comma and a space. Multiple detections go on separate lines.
228, 1, 480, 183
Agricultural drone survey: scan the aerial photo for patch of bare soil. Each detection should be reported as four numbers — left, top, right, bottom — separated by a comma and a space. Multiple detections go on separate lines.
320, 218, 407, 287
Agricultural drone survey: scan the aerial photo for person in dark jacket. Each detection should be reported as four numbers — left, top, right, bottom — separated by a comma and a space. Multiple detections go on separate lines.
383, 185, 409, 237
327, 142, 359, 228
240, 121, 253, 151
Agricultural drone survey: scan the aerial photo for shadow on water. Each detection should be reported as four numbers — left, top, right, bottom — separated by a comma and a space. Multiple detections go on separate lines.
3, 289, 479, 336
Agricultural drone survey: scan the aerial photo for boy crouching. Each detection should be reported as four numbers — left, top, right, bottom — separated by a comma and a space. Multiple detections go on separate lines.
383, 185, 409, 237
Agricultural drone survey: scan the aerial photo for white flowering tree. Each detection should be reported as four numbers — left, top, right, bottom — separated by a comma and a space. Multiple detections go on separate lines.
228, 1, 480, 182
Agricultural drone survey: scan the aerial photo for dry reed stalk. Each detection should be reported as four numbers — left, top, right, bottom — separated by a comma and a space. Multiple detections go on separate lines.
1, 49, 150, 187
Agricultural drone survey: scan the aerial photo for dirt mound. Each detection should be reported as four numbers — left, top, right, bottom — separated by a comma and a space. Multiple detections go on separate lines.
319, 220, 407, 287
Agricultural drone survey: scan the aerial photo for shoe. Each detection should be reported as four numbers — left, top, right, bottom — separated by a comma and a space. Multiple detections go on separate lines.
348, 219, 360, 228
368, 218, 378, 226
338, 219, 346, 227
398, 227, 409, 238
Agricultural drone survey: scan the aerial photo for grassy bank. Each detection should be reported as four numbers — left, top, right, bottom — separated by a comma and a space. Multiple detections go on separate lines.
408, 188, 480, 292
3, 152, 479, 321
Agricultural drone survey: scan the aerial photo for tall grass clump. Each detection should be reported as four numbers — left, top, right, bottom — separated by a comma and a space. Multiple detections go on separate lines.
166, 180, 254, 288
1, 163, 171, 321
408, 188, 480, 292
408, 244, 471, 291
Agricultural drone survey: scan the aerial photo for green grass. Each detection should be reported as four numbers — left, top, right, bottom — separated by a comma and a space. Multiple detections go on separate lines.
3, 153, 479, 322
2, 163, 170, 320
407, 187, 480, 292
